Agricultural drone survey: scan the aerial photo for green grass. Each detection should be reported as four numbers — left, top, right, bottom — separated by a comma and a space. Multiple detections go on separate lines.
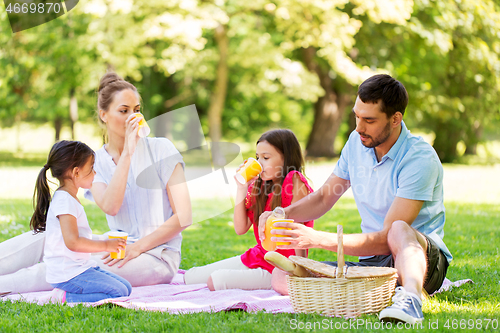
1, 195, 499, 332
0, 147, 499, 332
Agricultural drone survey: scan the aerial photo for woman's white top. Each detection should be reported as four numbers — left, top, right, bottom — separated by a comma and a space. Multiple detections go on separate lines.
84, 137, 185, 254
44, 190, 96, 284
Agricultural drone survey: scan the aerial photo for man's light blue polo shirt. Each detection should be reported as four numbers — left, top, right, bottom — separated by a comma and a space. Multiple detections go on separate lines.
334, 121, 452, 262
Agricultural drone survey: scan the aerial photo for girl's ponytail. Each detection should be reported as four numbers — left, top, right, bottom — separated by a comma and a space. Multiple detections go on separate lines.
30, 165, 52, 233
29, 140, 95, 233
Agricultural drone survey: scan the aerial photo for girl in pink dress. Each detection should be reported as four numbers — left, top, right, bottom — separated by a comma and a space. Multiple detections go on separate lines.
184, 129, 314, 290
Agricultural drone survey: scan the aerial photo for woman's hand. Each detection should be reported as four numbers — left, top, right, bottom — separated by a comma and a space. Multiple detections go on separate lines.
101, 242, 142, 268
123, 113, 141, 157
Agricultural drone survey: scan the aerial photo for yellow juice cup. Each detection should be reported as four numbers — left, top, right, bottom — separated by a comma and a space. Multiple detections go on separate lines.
108, 231, 128, 259
262, 207, 286, 251
132, 113, 151, 137
235, 158, 262, 184
272, 219, 294, 245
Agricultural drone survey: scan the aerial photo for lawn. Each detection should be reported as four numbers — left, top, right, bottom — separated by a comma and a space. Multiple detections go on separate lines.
0, 161, 499, 332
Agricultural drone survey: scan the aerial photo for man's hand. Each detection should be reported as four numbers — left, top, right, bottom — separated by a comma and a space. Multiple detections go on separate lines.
271, 221, 331, 250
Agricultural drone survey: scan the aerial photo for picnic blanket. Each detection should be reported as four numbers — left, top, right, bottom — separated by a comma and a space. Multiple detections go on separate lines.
2, 270, 473, 314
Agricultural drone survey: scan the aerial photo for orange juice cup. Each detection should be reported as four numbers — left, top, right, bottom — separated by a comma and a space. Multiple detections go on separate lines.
108, 231, 128, 259
132, 113, 150, 137
235, 158, 262, 184
272, 219, 294, 245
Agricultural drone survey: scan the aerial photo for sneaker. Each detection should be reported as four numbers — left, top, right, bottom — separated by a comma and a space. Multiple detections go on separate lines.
38, 288, 67, 305
379, 286, 424, 324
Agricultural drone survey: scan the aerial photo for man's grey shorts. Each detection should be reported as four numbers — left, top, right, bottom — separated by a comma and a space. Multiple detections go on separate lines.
322, 233, 449, 294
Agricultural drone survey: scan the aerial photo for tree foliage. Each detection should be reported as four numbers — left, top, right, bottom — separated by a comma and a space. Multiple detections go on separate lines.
0, 0, 498, 161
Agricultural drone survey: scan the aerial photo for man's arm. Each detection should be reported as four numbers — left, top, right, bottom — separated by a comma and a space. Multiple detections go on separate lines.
286, 173, 350, 222
273, 196, 424, 256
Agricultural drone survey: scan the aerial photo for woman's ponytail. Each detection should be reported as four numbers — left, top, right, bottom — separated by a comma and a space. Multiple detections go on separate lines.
30, 165, 52, 233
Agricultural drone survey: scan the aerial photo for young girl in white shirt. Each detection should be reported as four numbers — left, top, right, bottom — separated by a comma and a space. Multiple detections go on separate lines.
31, 140, 132, 303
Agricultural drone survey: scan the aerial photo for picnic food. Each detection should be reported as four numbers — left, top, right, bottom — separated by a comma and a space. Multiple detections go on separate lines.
264, 251, 313, 277
288, 256, 338, 278
235, 158, 262, 184
262, 207, 285, 251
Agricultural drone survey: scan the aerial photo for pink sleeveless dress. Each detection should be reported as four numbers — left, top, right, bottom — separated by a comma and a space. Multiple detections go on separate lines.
240, 171, 314, 273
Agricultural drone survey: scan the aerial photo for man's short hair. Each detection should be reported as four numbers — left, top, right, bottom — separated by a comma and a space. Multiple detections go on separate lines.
357, 74, 409, 117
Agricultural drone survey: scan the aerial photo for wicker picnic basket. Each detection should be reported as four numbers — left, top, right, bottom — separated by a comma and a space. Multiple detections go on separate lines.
286, 225, 398, 317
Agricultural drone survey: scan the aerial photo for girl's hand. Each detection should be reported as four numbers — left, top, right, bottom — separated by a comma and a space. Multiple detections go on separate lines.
235, 160, 247, 173
101, 242, 142, 268
104, 238, 127, 253
123, 113, 141, 157
258, 211, 272, 241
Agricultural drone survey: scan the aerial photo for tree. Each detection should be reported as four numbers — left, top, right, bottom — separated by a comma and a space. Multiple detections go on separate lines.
352, 0, 500, 162
270, 0, 414, 157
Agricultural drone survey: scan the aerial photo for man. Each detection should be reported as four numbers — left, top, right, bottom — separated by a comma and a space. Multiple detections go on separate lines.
259, 74, 452, 324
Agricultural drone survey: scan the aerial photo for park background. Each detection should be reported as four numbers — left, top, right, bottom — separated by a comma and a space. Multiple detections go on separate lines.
1, 0, 499, 332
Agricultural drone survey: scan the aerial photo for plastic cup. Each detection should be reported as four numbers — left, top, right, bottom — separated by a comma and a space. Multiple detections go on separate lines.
235, 158, 262, 184
132, 113, 150, 137
272, 219, 294, 246
108, 231, 128, 259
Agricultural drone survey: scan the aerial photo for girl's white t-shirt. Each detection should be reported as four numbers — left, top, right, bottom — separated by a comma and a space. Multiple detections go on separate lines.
43, 190, 96, 284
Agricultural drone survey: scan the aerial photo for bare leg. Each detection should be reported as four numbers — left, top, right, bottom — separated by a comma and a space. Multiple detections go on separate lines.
387, 220, 428, 297
271, 268, 289, 295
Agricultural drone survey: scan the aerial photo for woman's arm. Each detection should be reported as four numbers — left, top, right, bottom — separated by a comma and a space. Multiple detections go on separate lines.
91, 115, 141, 216
59, 214, 126, 253
110, 163, 192, 268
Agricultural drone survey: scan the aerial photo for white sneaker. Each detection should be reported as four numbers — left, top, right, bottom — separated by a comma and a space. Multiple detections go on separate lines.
379, 286, 424, 324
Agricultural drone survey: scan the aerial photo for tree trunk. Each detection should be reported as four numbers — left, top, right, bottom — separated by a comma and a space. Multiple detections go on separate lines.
207, 24, 229, 167
432, 118, 462, 163
15, 113, 22, 153
464, 120, 482, 155
207, 24, 228, 145
302, 47, 350, 157
54, 117, 63, 142
344, 109, 357, 145
69, 88, 78, 140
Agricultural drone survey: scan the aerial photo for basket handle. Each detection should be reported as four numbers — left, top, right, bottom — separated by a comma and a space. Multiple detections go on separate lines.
337, 225, 344, 278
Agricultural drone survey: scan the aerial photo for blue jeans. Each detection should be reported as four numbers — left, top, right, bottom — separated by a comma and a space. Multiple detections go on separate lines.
51, 266, 132, 303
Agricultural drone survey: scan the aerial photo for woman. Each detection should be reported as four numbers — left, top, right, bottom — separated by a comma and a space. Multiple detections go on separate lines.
0, 73, 191, 293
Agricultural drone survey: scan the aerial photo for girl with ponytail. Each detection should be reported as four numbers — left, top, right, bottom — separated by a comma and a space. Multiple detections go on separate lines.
29, 140, 131, 303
